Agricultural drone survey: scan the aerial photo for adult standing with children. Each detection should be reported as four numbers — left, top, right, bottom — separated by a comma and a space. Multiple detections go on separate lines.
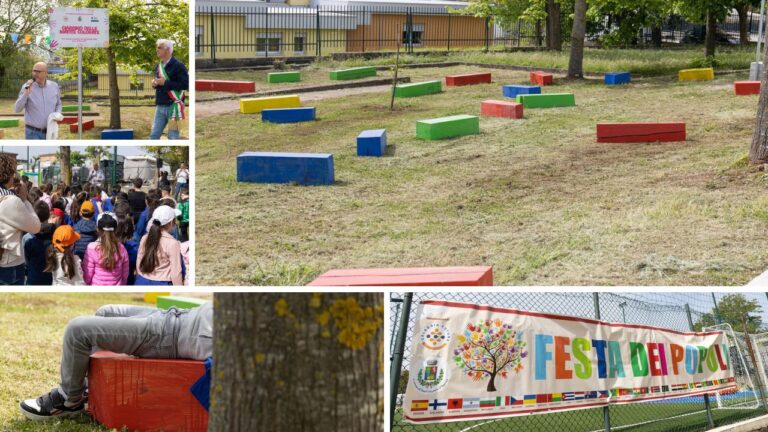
13, 62, 63, 140
150, 39, 188, 140
0, 154, 42, 285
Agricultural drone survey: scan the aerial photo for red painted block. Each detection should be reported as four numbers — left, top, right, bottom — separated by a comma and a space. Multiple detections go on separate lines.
530, 71, 553, 86
596, 122, 686, 143
89, 351, 208, 432
308, 266, 493, 286
480, 99, 523, 119
69, 119, 94, 133
58, 117, 79, 125
195, 79, 256, 93
734, 81, 761, 96
445, 72, 492, 87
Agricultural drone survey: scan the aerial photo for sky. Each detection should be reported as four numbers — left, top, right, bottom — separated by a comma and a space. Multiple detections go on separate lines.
0, 146, 146, 159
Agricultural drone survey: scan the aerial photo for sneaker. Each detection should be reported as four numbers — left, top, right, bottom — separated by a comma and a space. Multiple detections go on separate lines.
19, 388, 85, 421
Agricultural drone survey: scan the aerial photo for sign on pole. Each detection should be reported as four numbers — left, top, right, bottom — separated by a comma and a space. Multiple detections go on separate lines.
48, 8, 109, 139
404, 300, 736, 424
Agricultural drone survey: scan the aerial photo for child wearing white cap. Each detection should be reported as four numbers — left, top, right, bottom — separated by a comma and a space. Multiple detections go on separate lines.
135, 205, 183, 285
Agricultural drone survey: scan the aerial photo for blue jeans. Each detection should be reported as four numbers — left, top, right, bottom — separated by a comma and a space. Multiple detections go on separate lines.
25, 127, 46, 140
135, 274, 172, 286
150, 105, 181, 140
175, 181, 188, 199
0, 264, 25, 285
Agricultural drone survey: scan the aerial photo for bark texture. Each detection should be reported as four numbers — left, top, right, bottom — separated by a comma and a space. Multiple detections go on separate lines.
209, 293, 384, 432
567, 0, 587, 78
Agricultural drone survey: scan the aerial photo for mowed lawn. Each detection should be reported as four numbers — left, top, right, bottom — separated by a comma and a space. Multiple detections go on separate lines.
0, 293, 144, 432
0, 99, 189, 140
196, 63, 768, 286
392, 401, 762, 432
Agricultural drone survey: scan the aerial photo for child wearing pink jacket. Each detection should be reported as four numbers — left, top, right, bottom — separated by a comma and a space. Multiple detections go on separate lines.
82, 212, 129, 286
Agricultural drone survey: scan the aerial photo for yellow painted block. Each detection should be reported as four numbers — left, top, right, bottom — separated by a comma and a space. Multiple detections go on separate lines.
240, 95, 301, 114
678, 68, 715, 81
144, 292, 171, 304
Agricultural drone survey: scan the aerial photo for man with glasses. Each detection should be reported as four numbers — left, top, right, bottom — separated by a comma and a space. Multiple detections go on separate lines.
150, 39, 188, 140
14, 62, 63, 140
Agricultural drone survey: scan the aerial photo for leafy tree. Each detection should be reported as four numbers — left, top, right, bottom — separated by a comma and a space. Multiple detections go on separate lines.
734, 0, 761, 45
0, 0, 50, 81
674, 0, 732, 57
751, 39, 768, 163
142, 146, 188, 172
587, 0, 671, 47
456, 0, 543, 33
60, 0, 188, 128
694, 294, 764, 333
69, 151, 85, 168
452, 319, 528, 392
210, 293, 383, 431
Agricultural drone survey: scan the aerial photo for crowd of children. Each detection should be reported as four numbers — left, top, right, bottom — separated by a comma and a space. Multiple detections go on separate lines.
0, 154, 190, 286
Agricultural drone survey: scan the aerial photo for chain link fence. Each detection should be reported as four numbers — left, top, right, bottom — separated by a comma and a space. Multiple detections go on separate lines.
390, 292, 768, 432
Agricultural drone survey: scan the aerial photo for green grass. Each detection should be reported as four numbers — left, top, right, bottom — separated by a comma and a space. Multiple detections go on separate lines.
196, 62, 768, 286
0, 99, 189, 139
0, 293, 152, 432
392, 402, 764, 432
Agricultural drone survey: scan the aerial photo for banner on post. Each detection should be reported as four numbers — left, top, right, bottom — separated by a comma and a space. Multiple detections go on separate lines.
48, 8, 109, 48
404, 300, 736, 424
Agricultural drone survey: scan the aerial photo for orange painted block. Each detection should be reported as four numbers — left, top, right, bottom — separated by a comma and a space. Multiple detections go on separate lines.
59, 117, 79, 125
480, 99, 523, 119
445, 72, 492, 86
69, 119, 94, 133
734, 81, 761, 95
530, 71, 553, 86
308, 266, 493, 286
89, 351, 208, 431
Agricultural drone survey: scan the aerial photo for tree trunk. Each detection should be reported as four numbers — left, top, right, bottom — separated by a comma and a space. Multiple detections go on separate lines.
535, 19, 543, 47
105, 47, 121, 129
209, 293, 383, 432
749, 40, 768, 164
705, 12, 717, 58
59, 146, 71, 185
567, 0, 587, 78
486, 372, 497, 392
546, 0, 562, 51
652, 25, 662, 48
736, 4, 750, 46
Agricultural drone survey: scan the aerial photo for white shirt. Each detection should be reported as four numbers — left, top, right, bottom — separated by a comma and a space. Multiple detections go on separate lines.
175, 168, 189, 184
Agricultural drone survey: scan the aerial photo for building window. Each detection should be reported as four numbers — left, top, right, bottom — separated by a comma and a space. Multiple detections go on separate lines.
257, 33, 282, 55
195, 26, 204, 54
294, 33, 305, 55
403, 24, 424, 46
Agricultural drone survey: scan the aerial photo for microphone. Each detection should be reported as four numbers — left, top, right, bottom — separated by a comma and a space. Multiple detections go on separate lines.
24, 79, 33, 90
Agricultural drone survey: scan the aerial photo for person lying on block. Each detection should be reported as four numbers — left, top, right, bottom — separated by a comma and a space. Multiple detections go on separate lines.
20, 301, 212, 421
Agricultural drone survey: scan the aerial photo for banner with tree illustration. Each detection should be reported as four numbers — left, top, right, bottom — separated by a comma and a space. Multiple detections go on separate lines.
404, 300, 736, 424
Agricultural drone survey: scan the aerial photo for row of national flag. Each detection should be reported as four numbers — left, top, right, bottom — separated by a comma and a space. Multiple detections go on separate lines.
411, 377, 737, 412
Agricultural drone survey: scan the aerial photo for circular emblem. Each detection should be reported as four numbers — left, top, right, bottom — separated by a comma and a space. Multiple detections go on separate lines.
420, 322, 452, 350
413, 357, 449, 393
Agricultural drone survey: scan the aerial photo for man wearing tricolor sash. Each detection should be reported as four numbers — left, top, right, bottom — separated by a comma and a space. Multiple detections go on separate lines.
150, 39, 188, 140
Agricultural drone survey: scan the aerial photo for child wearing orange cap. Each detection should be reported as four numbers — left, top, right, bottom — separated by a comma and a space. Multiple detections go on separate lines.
73, 201, 97, 260
45, 225, 84, 285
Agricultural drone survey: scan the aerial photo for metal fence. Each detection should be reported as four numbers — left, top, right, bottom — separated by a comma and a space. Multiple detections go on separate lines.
390, 292, 768, 432
195, 5, 766, 63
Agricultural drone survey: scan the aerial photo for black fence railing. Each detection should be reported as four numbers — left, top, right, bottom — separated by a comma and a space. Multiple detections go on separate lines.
195, 5, 765, 63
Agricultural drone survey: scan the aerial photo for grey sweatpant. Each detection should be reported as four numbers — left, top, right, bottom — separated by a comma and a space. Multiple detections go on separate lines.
59, 304, 188, 401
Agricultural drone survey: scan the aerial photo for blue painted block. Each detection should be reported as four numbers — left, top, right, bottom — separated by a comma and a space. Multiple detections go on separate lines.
261, 107, 316, 124
605, 72, 631, 85
357, 129, 387, 157
502, 85, 541, 99
100, 129, 134, 140
236, 151, 334, 185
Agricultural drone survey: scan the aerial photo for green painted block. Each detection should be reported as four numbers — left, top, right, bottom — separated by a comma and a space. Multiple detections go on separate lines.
156, 296, 208, 310
329, 67, 377, 80
394, 80, 443, 98
62, 105, 91, 112
416, 114, 480, 140
515, 93, 575, 108
0, 119, 19, 128
268, 71, 301, 83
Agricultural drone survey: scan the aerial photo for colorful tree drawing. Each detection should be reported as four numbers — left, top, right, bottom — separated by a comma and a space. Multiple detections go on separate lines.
452, 319, 528, 392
